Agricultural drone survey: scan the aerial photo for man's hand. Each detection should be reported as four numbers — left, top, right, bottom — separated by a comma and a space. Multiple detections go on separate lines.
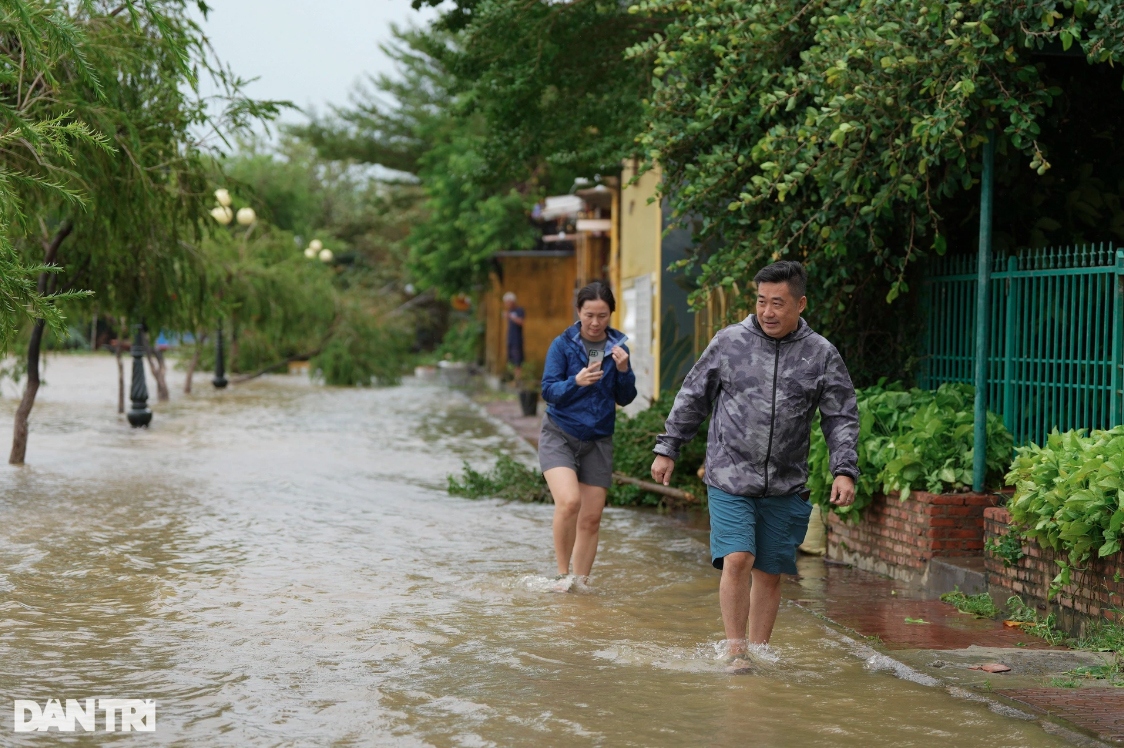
575, 364, 604, 387
830, 475, 856, 507
610, 346, 630, 372
651, 455, 676, 486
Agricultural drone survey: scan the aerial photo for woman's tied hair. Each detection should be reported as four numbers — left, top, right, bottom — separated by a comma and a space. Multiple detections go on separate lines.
576, 281, 616, 313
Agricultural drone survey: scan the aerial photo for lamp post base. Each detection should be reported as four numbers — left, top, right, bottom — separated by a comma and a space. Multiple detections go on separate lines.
213, 321, 228, 389
128, 323, 152, 428
127, 407, 153, 428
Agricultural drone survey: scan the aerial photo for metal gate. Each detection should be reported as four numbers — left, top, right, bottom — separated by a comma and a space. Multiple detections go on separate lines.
920, 244, 1124, 446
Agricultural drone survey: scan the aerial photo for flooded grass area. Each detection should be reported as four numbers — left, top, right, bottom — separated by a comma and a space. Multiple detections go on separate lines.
0, 355, 1076, 745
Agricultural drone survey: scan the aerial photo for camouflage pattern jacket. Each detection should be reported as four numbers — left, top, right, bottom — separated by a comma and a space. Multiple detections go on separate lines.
654, 315, 860, 498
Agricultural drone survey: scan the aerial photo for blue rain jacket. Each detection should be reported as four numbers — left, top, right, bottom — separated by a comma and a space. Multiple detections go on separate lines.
541, 323, 637, 441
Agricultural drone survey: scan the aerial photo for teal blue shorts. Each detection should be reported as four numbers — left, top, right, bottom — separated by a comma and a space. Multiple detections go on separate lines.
707, 486, 813, 575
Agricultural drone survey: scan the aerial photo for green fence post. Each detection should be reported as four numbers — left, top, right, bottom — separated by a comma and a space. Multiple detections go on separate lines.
1003, 255, 1017, 433
973, 132, 996, 490
1113, 249, 1124, 427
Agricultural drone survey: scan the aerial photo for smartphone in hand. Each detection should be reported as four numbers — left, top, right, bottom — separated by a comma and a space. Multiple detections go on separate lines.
587, 348, 604, 371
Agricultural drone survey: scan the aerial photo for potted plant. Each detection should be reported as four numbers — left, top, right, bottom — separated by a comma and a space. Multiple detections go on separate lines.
516, 360, 542, 417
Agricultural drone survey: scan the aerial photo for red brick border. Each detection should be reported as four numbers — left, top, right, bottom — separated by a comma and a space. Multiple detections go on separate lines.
826, 490, 999, 571
985, 507, 1124, 621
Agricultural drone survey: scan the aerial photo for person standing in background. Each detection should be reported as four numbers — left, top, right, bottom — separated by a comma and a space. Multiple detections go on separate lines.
504, 292, 525, 382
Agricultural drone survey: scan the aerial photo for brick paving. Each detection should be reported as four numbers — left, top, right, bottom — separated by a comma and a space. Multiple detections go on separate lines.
1000, 689, 1124, 743
789, 561, 1056, 650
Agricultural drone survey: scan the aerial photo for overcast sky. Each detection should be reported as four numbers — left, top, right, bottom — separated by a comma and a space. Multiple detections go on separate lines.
196, 0, 440, 130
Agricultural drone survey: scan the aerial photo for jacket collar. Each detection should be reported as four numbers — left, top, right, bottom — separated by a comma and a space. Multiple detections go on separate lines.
565, 321, 627, 349
742, 314, 813, 343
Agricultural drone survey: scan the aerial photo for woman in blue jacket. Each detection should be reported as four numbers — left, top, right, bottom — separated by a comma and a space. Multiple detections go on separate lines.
539, 282, 637, 587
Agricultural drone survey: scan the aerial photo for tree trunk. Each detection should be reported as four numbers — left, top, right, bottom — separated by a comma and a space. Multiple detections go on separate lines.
145, 344, 169, 402
9, 320, 46, 465
184, 333, 205, 394
9, 221, 72, 465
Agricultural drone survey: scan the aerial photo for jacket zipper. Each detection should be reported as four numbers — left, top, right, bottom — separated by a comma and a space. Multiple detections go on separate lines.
761, 338, 780, 497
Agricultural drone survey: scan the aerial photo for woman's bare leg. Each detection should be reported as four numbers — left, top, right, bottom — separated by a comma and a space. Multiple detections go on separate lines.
571, 484, 607, 576
544, 467, 581, 576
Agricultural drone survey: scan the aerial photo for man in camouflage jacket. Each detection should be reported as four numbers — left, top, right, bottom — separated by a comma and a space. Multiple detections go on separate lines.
650, 261, 859, 671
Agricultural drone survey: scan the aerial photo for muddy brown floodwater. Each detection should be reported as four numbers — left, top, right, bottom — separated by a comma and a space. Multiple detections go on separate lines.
0, 355, 1074, 746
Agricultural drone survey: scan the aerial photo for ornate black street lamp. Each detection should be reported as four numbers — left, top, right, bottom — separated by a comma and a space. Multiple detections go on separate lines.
209, 187, 256, 391
213, 318, 228, 389
126, 323, 152, 427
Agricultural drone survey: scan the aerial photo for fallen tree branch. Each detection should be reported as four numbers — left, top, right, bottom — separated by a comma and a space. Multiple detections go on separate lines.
387, 288, 435, 317
612, 472, 698, 504
230, 350, 320, 384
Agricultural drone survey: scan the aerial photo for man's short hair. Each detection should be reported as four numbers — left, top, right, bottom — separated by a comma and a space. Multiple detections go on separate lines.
753, 261, 807, 299
502, 292, 516, 302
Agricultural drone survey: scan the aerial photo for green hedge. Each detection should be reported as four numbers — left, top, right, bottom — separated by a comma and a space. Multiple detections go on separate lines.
607, 394, 707, 506
1005, 426, 1124, 589
807, 382, 1012, 520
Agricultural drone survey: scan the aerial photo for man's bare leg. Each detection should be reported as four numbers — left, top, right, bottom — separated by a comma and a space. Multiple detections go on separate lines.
747, 569, 783, 645
719, 551, 754, 651
544, 467, 581, 576
571, 484, 607, 576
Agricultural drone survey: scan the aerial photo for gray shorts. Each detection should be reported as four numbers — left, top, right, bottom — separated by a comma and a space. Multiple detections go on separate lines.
538, 415, 614, 488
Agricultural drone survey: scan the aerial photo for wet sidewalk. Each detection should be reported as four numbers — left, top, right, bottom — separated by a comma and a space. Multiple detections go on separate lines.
785, 561, 1121, 745
479, 394, 541, 448
482, 391, 1123, 746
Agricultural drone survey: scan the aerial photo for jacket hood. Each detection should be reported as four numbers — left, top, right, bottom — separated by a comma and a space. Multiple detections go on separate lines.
743, 314, 814, 343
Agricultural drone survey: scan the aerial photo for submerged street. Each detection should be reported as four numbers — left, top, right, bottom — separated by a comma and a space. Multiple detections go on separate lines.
0, 356, 1074, 746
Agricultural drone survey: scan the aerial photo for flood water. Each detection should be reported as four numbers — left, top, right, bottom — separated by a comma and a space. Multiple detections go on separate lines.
0, 355, 1072, 746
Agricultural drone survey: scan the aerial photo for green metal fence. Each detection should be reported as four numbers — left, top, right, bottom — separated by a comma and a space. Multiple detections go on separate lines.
920, 244, 1124, 446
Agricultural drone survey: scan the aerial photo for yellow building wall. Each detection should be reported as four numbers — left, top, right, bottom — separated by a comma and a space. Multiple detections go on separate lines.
617, 160, 664, 407
620, 161, 662, 281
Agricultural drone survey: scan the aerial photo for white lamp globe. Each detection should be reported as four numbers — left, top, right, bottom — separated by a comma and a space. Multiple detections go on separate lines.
309, 239, 323, 252
210, 206, 233, 225
214, 188, 232, 207
318, 248, 334, 262
236, 207, 256, 226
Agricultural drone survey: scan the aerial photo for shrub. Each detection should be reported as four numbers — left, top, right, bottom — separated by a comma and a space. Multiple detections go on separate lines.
608, 394, 707, 506
1005, 426, 1124, 588
808, 382, 1012, 519
447, 453, 550, 503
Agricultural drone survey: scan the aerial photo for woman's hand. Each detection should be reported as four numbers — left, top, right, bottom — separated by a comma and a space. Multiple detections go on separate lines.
574, 364, 604, 387
610, 346, 629, 372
